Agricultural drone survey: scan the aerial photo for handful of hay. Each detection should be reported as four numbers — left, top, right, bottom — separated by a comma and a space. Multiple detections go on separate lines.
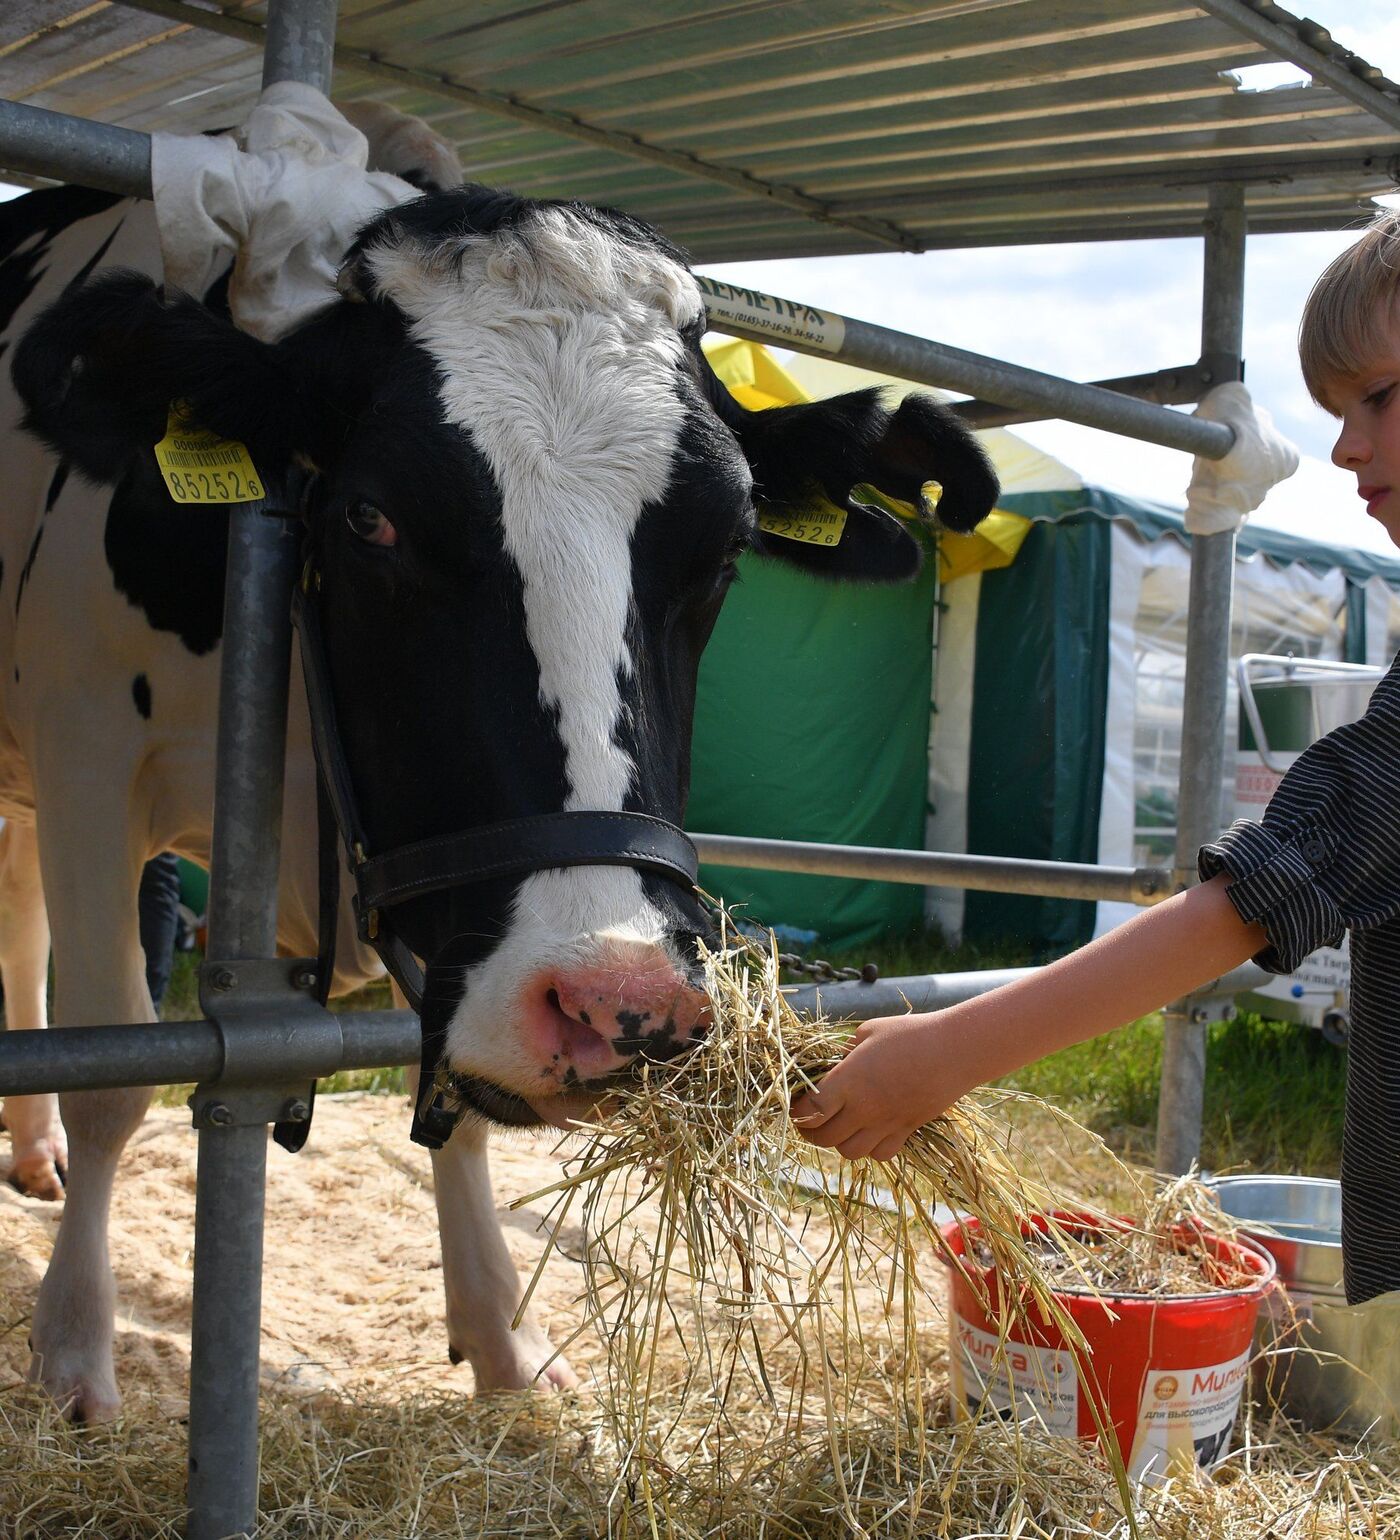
516, 919, 1192, 1524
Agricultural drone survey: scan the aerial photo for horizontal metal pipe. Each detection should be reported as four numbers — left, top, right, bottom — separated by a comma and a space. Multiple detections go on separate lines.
698, 279, 1235, 458
0, 956, 1271, 1099
692, 832, 1170, 906
953, 362, 1212, 429
0, 1011, 419, 1097
0, 96, 1226, 463
786, 968, 1037, 1020
786, 960, 1270, 1023
0, 98, 151, 197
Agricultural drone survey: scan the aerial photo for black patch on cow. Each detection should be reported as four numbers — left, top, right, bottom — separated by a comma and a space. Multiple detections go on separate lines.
64, 215, 126, 295
15, 462, 70, 620
0, 184, 124, 344
14, 521, 44, 620
44, 460, 69, 513
132, 673, 152, 719
104, 458, 228, 656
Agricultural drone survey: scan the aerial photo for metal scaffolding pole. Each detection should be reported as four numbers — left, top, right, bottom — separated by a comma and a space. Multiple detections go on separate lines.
692, 833, 1170, 907
1155, 184, 1246, 1177
0, 99, 149, 196
697, 277, 1237, 459
182, 4, 339, 1536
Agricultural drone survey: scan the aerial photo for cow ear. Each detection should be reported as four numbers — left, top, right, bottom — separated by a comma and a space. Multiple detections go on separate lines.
709, 376, 999, 581
11, 269, 299, 485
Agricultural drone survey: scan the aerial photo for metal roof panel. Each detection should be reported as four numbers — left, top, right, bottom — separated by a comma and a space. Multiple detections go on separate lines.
1, 0, 1395, 256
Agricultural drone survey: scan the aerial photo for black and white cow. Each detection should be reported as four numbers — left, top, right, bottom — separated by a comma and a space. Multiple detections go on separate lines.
0, 166, 997, 1421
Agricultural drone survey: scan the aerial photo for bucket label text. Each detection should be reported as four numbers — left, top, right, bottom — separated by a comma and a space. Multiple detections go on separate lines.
949, 1313, 1078, 1438
1128, 1347, 1251, 1485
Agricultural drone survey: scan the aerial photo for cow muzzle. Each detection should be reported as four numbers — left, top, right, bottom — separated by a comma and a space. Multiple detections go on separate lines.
526, 943, 710, 1085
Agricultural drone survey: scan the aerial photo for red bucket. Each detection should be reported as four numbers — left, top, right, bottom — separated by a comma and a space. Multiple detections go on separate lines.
942, 1211, 1276, 1484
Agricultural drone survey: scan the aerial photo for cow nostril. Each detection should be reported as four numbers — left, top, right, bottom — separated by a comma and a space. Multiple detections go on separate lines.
548, 983, 601, 1037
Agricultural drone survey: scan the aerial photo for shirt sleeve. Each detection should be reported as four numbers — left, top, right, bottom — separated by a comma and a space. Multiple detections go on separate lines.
1198, 657, 1400, 975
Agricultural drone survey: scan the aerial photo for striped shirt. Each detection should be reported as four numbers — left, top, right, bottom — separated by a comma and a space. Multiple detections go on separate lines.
1199, 651, 1400, 1306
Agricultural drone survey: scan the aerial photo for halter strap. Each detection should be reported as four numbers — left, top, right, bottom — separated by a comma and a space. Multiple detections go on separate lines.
289, 563, 699, 1149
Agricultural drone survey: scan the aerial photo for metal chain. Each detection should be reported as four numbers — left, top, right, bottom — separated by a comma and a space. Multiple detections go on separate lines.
777, 952, 879, 984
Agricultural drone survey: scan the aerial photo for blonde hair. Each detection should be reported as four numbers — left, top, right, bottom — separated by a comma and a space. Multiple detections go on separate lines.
1299, 209, 1400, 413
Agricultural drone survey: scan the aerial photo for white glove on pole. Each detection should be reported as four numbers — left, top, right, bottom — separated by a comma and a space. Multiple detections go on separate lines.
151, 81, 420, 341
1183, 381, 1300, 536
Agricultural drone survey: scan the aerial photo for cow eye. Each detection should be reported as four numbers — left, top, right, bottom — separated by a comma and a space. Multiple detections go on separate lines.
346, 502, 397, 547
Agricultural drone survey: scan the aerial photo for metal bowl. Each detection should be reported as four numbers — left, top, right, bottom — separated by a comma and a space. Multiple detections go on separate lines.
1209, 1175, 1342, 1296
1208, 1176, 1396, 1436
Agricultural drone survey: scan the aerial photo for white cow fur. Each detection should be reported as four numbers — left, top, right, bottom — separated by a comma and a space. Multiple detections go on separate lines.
0, 145, 676, 1420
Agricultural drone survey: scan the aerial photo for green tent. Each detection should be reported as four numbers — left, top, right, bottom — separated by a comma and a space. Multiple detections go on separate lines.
687, 346, 1400, 957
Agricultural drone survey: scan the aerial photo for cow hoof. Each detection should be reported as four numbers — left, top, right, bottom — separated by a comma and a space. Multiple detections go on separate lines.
450, 1335, 579, 1393
7, 1150, 67, 1202
28, 1353, 122, 1424
533, 1353, 579, 1392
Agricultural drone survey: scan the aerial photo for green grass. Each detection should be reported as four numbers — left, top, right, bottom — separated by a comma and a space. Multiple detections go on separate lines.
156, 933, 1347, 1176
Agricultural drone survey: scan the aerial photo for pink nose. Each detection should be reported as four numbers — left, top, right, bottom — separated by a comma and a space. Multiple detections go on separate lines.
525, 949, 708, 1087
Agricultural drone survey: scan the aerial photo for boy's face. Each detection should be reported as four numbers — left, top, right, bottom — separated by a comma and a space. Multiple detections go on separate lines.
1329, 328, 1400, 548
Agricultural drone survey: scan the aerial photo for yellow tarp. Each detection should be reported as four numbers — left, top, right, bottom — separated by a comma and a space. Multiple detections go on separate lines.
703, 337, 1036, 584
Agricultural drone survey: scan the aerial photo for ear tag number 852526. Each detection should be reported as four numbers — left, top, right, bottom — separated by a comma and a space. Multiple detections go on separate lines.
757, 505, 848, 547
154, 403, 264, 505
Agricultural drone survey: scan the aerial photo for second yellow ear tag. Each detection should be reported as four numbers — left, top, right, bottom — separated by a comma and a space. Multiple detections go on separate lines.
154, 404, 264, 504
757, 506, 848, 547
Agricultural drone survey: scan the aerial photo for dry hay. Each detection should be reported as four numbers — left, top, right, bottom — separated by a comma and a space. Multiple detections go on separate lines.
3, 1355, 1396, 1538
2, 924, 1396, 1538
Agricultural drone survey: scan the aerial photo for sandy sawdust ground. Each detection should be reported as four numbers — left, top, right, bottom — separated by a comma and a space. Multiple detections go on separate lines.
0, 1091, 950, 1417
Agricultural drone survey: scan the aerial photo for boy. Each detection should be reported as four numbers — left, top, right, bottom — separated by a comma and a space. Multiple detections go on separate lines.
793, 211, 1400, 1308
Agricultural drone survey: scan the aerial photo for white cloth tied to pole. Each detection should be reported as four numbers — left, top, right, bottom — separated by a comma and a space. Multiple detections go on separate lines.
151, 82, 420, 342
1183, 380, 1300, 537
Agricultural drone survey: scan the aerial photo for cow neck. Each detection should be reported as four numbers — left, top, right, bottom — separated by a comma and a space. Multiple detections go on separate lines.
288, 546, 700, 1151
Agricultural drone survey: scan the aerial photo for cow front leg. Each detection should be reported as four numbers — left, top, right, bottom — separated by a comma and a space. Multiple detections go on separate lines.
429, 1115, 579, 1392
0, 820, 66, 1200
27, 789, 155, 1424
29, 1083, 153, 1421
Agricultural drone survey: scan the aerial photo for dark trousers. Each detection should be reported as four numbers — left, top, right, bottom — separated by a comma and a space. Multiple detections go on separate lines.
138, 851, 182, 1015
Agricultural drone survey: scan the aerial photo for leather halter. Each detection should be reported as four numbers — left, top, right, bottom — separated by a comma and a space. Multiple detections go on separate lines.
289, 555, 699, 1150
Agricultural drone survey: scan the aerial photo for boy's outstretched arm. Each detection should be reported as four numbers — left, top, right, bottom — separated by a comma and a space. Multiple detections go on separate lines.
790, 873, 1268, 1161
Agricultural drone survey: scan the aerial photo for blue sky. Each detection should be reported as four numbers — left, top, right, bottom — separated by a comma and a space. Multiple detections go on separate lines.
702, 2, 1400, 558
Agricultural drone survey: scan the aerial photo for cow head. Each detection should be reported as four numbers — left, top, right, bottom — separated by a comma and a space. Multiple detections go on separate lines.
13, 186, 997, 1129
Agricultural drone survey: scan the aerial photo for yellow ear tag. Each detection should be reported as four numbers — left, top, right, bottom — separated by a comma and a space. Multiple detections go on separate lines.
757, 505, 848, 548
154, 403, 264, 504
920, 480, 944, 518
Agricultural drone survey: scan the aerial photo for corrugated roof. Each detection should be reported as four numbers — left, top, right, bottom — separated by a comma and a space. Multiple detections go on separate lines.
3, 0, 1398, 261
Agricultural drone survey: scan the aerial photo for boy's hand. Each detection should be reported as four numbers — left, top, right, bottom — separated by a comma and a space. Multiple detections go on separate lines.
790, 1012, 971, 1162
